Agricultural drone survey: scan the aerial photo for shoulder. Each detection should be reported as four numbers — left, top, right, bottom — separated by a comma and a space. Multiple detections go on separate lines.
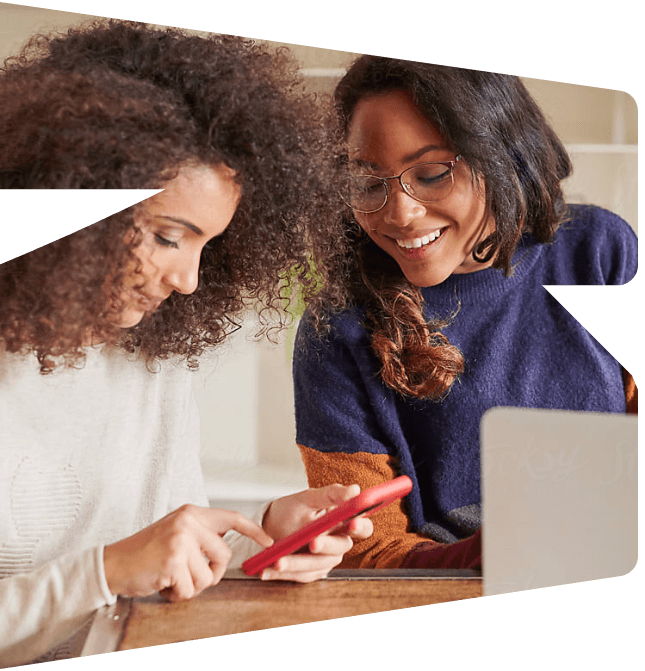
295, 306, 369, 353
561, 204, 635, 239
547, 204, 637, 285
293, 306, 381, 385
102, 345, 191, 379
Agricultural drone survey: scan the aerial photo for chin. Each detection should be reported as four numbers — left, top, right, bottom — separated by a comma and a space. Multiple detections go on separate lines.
401, 267, 450, 289
113, 309, 146, 329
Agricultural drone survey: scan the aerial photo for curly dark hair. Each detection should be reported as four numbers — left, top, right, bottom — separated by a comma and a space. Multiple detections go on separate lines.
315, 55, 573, 399
0, 19, 347, 373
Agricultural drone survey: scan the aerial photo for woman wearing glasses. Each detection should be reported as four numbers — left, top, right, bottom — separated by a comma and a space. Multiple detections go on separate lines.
0, 21, 372, 666
292, 56, 637, 569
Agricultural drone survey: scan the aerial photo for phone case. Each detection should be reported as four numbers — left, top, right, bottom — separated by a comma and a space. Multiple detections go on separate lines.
241, 475, 413, 576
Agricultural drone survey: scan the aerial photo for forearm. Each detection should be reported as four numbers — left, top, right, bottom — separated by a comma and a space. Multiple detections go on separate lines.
0, 546, 115, 667
400, 530, 481, 569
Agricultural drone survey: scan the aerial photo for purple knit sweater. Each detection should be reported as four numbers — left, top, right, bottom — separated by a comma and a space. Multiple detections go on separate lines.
293, 205, 638, 543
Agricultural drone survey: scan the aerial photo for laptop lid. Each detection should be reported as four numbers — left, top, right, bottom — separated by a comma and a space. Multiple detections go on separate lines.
481, 407, 637, 596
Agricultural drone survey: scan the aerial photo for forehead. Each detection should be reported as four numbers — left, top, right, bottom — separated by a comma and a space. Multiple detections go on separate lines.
347, 90, 448, 167
142, 163, 241, 237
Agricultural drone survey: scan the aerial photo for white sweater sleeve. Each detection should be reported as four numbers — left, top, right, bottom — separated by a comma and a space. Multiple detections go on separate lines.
0, 545, 115, 668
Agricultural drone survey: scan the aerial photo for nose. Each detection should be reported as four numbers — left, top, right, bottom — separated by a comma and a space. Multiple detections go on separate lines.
164, 252, 200, 295
381, 182, 426, 227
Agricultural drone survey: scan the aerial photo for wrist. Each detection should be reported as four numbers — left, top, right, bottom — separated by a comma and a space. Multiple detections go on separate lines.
261, 501, 278, 540
102, 541, 123, 596
97, 544, 119, 602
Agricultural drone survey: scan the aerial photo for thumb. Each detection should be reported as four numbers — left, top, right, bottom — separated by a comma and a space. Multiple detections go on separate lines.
311, 483, 361, 509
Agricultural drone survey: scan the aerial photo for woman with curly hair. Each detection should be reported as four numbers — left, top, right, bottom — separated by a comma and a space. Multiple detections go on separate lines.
0, 21, 371, 666
293, 56, 637, 570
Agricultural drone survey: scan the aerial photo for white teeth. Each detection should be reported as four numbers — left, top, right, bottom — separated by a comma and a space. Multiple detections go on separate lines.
396, 229, 442, 249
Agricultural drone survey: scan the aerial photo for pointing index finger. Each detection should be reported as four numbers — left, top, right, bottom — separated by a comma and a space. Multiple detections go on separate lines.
199, 508, 274, 548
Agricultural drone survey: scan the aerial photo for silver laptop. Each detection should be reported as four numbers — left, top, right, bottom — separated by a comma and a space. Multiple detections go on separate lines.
481, 406, 637, 596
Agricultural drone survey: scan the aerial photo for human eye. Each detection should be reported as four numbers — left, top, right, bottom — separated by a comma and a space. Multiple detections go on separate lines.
154, 233, 180, 249
413, 163, 451, 185
347, 174, 386, 211
351, 174, 383, 193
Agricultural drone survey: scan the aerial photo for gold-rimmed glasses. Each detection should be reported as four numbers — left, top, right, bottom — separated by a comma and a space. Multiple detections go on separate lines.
346, 155, 462, 214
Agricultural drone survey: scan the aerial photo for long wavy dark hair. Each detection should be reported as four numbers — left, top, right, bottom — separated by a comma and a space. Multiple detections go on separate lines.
322, 55, 573, 399
0, 20, 346, 373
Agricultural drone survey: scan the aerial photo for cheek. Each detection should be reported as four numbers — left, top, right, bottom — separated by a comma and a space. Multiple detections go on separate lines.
128, 239, 158, 281
459, 179, 487, 222
446, 185, 487, 235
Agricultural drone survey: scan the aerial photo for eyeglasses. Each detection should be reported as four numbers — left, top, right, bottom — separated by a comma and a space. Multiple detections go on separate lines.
345, 155, 462, 214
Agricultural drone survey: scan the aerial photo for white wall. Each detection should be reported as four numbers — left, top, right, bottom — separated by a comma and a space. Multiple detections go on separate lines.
192, 319, 308, 508
0, 3, 91, 59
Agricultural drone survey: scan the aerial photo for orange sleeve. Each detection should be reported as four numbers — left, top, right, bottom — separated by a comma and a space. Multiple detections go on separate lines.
622, 368, 638, 414
298, 444, 436, 568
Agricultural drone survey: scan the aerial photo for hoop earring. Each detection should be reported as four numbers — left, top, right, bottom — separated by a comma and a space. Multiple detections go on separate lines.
473, 235, 497, 264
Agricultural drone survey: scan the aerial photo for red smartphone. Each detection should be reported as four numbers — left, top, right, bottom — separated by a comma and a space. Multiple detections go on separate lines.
241, 475, 413, 576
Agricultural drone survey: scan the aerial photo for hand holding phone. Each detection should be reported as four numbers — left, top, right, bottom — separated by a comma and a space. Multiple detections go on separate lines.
242, 476, 413, 576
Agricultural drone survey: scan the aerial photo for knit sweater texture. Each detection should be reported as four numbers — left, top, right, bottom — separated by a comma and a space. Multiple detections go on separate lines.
294, 205, 638, 552
0, 345, 265, 666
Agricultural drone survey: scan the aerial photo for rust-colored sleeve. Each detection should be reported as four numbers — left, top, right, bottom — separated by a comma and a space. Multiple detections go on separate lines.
299, 445, 435, 568
622, 368, 638, 414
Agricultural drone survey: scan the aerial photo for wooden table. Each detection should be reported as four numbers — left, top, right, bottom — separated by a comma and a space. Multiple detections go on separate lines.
82, 568, 482, 655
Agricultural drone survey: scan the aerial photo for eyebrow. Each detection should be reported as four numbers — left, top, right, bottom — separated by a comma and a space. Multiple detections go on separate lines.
402, 144, 449, 164
351, 144, 449, 172
157, 216, 204, 236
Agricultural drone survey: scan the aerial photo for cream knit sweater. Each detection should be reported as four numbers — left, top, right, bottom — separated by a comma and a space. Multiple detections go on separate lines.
0, 345, 262, 666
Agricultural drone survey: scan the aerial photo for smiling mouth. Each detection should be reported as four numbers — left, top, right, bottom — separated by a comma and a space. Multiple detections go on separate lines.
394, 227, 446, 250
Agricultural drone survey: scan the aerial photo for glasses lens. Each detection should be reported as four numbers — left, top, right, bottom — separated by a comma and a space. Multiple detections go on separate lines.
348, 175, 387, 213
403, 163, 454, 202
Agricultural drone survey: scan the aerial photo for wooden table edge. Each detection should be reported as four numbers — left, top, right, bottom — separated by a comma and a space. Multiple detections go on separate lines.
81, 567, 483, 656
